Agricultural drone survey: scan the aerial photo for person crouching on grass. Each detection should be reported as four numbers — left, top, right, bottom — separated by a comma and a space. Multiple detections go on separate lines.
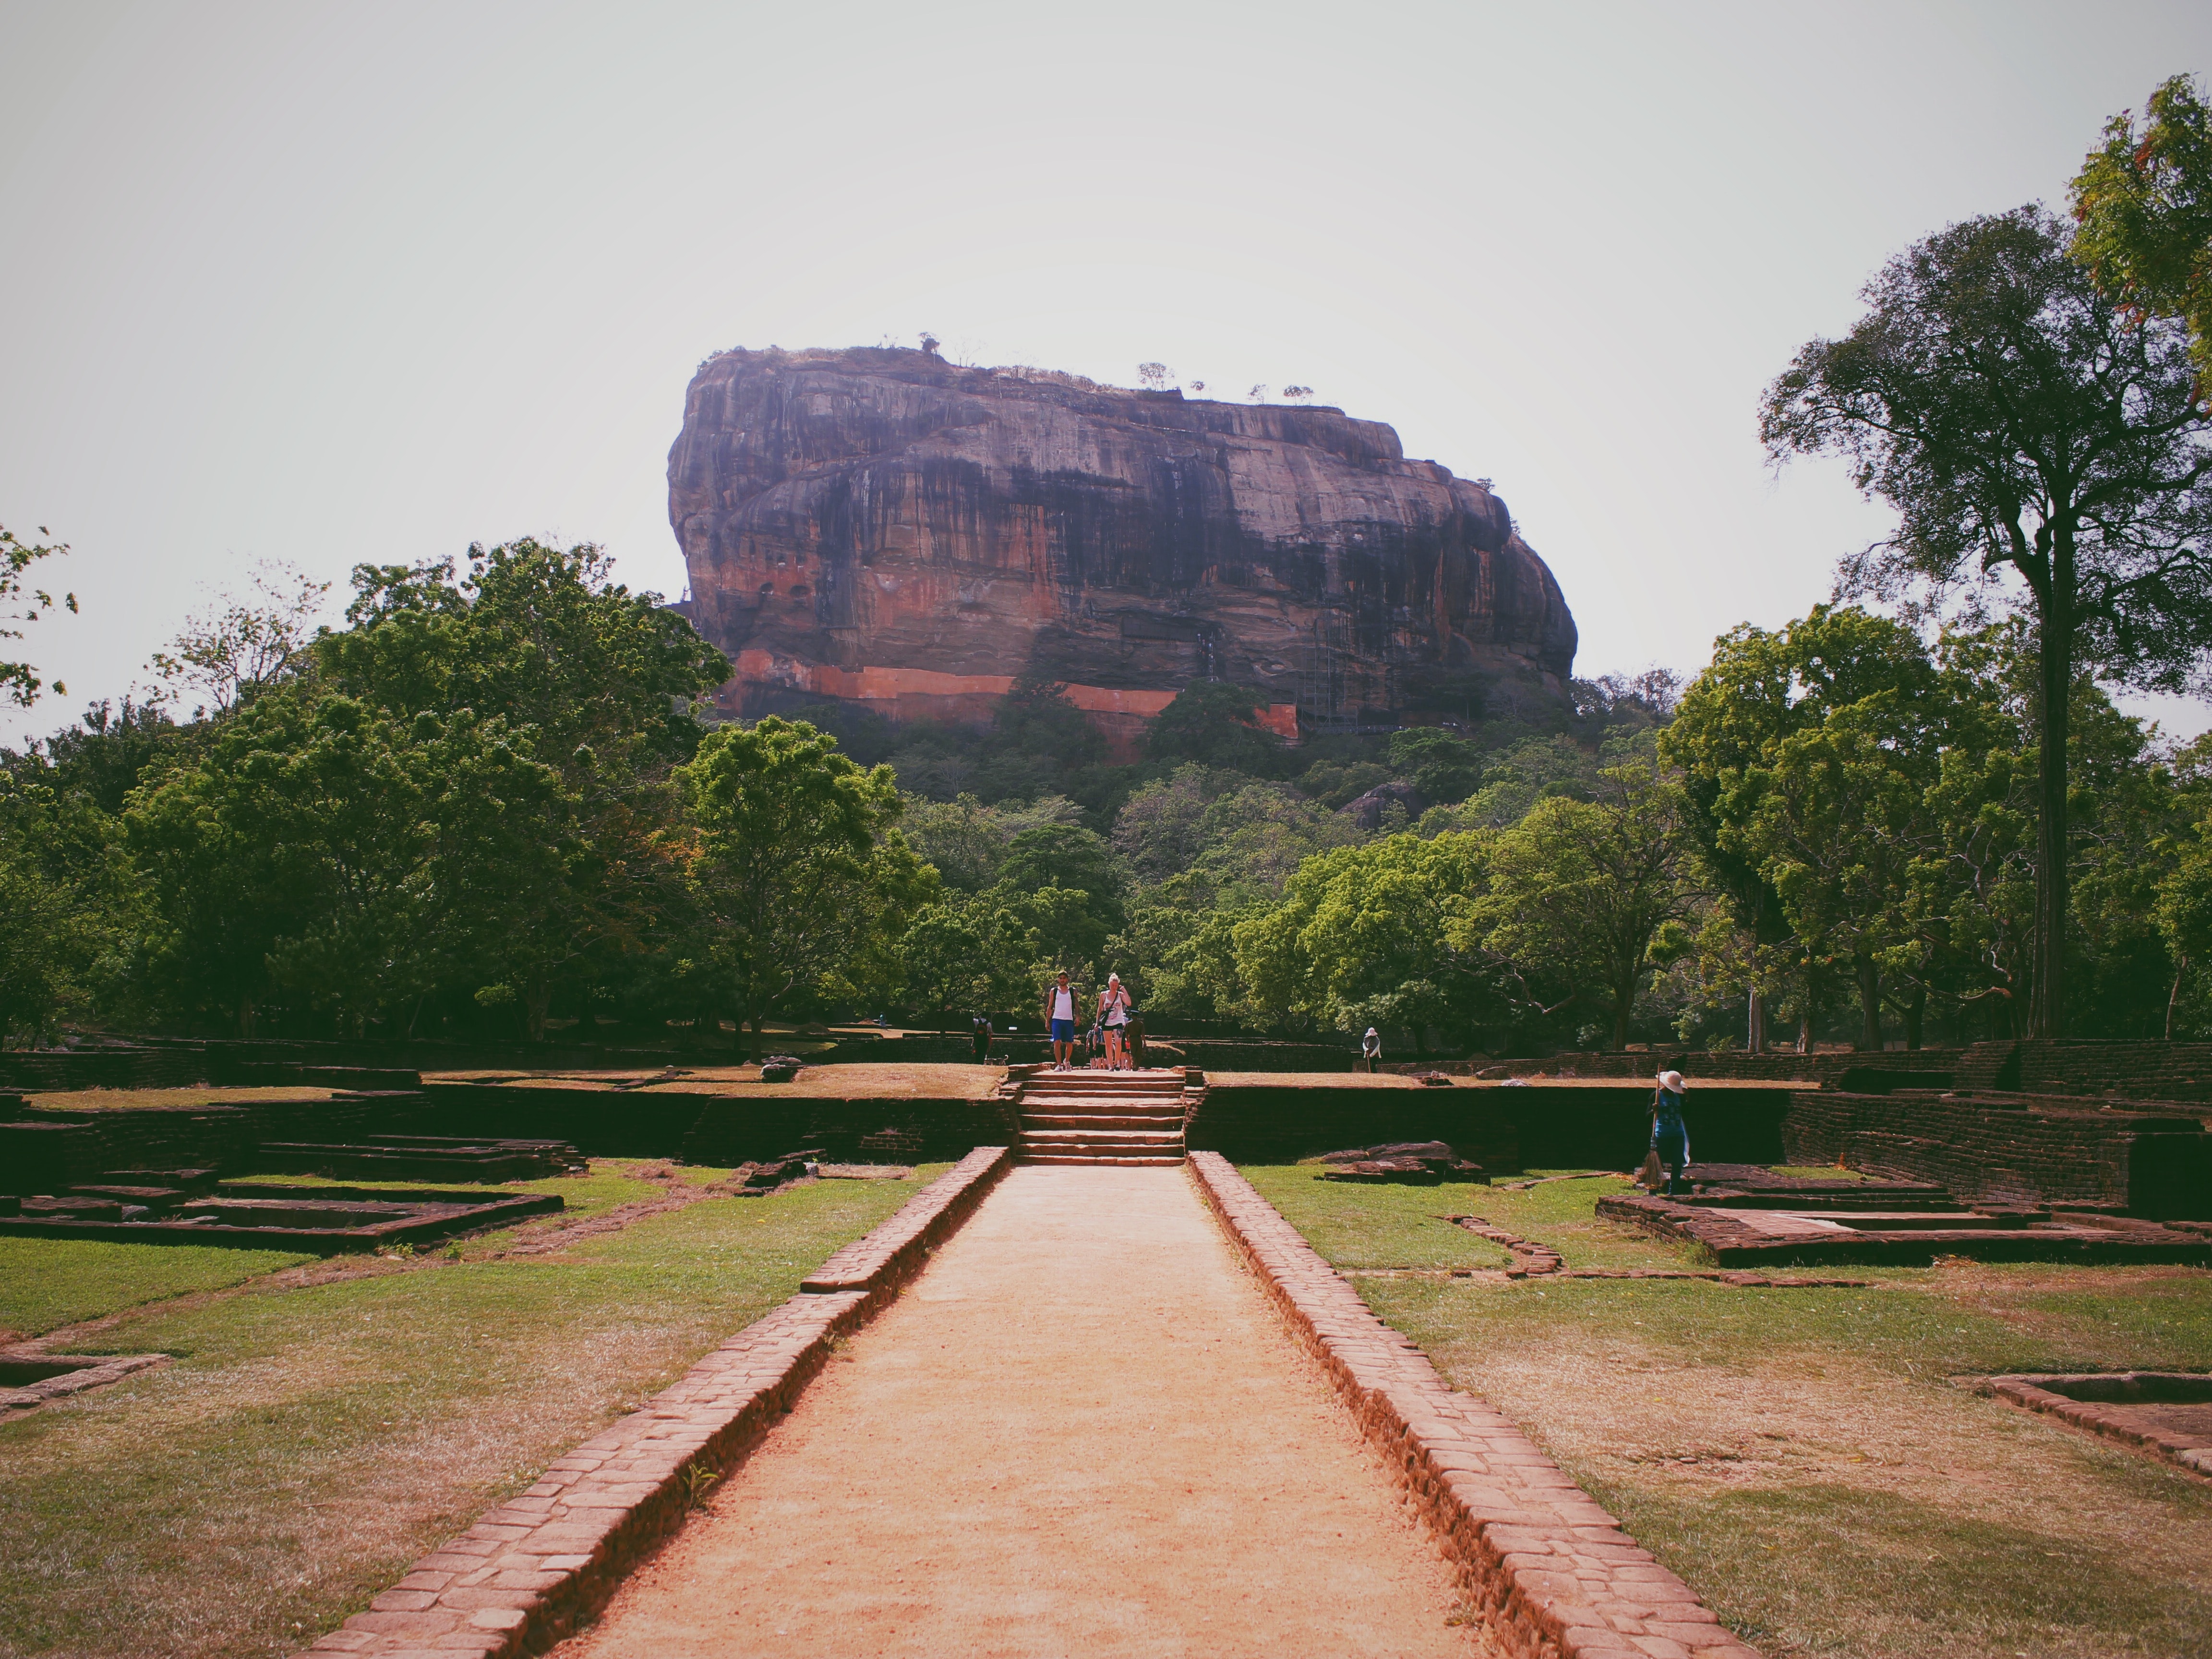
1044, 970, 1079, 1071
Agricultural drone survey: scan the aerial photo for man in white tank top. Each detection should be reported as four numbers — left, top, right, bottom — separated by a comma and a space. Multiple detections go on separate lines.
1043, 970, 1079, 1070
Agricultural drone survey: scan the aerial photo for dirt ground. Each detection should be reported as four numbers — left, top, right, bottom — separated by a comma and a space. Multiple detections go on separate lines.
559, 1166, 1480, 1659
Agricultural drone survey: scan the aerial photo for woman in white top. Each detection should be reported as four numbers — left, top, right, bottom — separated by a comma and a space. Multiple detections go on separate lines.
1099, 973, 1133, 1070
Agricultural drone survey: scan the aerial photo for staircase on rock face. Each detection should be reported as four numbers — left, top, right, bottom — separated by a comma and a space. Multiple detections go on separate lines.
1013, 1068, 1196, 1166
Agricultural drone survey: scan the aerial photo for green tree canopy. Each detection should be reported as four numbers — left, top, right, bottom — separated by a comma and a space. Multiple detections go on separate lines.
2071, 72, 2212, 382
1145, 680, 1286, 772
1387, 727, 1485, 806
1480, 761, 1696, 1049
318, 539, 729, 773
0, 524, 75, 707
1761, 205, 2212, 1035
677, 717, 919, 1056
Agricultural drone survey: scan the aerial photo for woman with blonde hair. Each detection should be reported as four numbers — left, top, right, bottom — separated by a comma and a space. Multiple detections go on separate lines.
1099, 972, 1133, 1070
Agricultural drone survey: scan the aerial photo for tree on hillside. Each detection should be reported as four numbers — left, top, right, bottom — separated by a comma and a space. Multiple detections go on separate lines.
2072, 72, 2212, 383
1147, 680, 1285, 773
1481, 761, 1697, 1049
1232, 831, 1494, 1051
148, 562, 330, 717
126, 692, 422, 1035
0, 764, 130, 1047
319, 539, 729, 773
1663, 606, 1962, 1048
1761, 206, 2212, 1035
678, 717, 920, 1057
1387, 727, 1485, 806
1, 524, 74, 706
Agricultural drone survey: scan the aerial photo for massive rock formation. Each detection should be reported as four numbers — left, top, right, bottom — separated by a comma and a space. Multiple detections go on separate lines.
667, 347, 1578, 744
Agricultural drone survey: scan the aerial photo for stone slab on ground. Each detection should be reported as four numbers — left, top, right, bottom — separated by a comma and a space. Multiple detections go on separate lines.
557, 1166, 1480, 1658
1597, 1190, 2212, 1266
297, 1149, 1011, 1659
1191, 1151, 1759, 1659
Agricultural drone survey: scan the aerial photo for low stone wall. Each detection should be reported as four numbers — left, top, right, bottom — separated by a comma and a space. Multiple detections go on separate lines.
0, 1094, 426, 1194
1188, 1153, 1758, 1659
1504, 1085, 1795, 1171
1781, 1089, 2212, 1218
1491, 1039, 2212, 1113
1186, 1082, 1525, 1171
683, 1093, 1018, 1166
298, 1147, 1010, 1659
1186, 1080, 1800, 1173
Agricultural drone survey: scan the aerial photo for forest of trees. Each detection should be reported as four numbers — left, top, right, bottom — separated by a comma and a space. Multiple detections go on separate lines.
4, 75, 2210, 1058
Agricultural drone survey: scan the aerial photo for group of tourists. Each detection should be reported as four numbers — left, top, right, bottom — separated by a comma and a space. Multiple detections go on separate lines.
1042, 969, 1142, 1071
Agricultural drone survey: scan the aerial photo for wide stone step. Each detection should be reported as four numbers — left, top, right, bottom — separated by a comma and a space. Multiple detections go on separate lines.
1020, 1153, 1188, 1166
1022, 1079, 1184, 1090
1019, 1100, 1186, 1115
1022, 1113, 1185, 1130
1020, 1132, 1186, 1150
1022, 1093, 1185, 1106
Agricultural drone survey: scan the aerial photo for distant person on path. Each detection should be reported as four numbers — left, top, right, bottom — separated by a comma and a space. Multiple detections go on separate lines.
1128, 1008, 1147, 1069
1649, 1069, 1690, 1196
1044, 971, 1079, 1071
1100, 973, 1133, 1070
1361, 1027, 1382, 1073
970, 1015, 994, 1063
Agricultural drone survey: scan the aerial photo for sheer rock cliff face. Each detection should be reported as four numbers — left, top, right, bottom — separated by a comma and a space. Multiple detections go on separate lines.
667, 347, 1578, 744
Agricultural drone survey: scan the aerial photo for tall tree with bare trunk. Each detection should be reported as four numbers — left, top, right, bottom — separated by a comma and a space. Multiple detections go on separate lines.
1761, 206, 2212, 1036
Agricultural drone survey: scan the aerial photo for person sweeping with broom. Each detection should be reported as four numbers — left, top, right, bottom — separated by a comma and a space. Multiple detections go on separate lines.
1647, 1069, 1691, 1196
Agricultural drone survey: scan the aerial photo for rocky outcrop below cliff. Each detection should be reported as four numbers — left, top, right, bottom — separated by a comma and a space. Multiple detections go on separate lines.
666, 347, 1578, 738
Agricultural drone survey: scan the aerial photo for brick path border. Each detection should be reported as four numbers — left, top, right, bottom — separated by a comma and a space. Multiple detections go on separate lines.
1978, 1371, 2212, 1477
1189, 1152, 1758, 1659
301, 1146, 1010, 1659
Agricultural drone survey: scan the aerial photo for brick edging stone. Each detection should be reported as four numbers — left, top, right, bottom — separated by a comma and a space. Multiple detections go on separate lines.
1981, 1371, 2212, 1476
1187, 1151, 1758, 1659
302, 1146, 1012, 1658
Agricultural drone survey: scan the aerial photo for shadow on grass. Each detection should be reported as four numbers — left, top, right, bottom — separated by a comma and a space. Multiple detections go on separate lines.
1597, 1478, 2212, 1659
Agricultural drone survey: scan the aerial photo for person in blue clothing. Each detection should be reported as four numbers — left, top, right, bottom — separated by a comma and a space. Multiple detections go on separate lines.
1649, 1069, 1690, 1196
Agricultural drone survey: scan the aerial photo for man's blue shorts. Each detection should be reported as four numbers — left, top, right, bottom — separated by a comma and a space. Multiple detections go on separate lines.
1050, 1019, 1075, 1042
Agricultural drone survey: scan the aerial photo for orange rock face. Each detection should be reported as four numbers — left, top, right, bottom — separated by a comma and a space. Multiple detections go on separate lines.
666, 348, 1578, 740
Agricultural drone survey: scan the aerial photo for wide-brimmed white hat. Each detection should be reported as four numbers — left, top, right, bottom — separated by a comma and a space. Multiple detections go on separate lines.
1658, 1070, 1686, 1091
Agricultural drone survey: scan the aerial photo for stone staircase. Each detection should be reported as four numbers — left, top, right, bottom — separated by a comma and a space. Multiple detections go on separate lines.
1011, 1067, 1197, 1166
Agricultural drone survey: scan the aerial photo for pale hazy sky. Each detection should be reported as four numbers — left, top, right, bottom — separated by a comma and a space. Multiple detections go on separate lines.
4, 0, 2210, 746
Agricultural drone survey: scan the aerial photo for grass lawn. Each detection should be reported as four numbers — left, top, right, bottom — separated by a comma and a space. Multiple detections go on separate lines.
1241, 1163, 2212, 1659
0, 1162, 944, 1659
0, 1241, 319, 1340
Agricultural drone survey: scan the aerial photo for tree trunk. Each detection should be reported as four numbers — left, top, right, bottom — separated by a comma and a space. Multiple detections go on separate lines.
1747, 986, 1766, 1055
2029, 621, 2071, 1038
237, 998, 257, 1039
1903, 984, 1926, 1052
2168, 963, 2186, 1042
1854, 952, 1881, 1050
1795, 974, 1819, 1055
1613, 966, 1637, 1050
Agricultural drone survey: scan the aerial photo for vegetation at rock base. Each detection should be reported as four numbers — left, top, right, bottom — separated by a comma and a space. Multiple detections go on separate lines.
5, 88, 2212, 1058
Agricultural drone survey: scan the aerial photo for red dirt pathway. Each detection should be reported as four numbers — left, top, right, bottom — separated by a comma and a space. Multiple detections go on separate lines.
557, 1165, 1476, 1657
